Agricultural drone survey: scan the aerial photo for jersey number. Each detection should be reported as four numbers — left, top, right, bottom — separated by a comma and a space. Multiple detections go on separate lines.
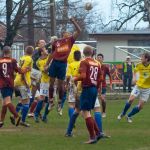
2, 63, 9, 77
90, 66, 98, 81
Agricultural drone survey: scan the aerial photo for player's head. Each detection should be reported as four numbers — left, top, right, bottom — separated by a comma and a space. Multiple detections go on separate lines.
141, 52, 150, 64
83, 45, 93, 57
50, 36, 58, 44
62, 31, 72, 38
25, 46, 34, 56
3, 46, 11, 57
74, 50, 81, 61
126, 56, 131, 62
36, 39, 46, 48
97, 53, 104, 63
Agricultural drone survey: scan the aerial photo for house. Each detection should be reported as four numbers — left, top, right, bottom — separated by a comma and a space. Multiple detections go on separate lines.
89, 30, 150, 62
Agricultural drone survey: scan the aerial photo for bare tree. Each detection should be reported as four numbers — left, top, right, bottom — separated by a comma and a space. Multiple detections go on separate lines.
144, 0, 150, 25
27, 0, 34, 46
55, 0, 100, 38
0, 0, 103, 45
100, 0, 149, 31
5, 0, 28, 46
1, 0, 48, 46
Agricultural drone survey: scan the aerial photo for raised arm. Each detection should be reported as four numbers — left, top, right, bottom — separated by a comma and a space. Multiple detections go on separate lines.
70, 17, 82, 40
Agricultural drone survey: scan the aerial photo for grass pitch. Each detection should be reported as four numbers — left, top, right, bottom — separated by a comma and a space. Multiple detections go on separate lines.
0, 100, 150, 150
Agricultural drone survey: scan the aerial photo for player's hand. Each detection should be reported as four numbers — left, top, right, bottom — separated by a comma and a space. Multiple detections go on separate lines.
21, 67, 30, 73
26, 67, 31, 71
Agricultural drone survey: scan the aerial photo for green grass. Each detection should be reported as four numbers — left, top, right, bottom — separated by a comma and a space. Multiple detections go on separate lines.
0, 100, 150, 150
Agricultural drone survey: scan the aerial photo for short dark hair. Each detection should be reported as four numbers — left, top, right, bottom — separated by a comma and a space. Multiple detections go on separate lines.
25, 46, 34, 55
3, 46, 11, 55
83, 45, 93, 57
97, 53, 104, 58
74, 50, 81, 61
143, 52, 150, 62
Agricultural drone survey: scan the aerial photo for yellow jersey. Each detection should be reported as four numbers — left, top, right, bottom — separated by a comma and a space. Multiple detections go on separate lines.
66, 61, 81, 77
66, 60, 82, 94
67, 44, 80, 64
15, 55, 33, 86
134, 63, 150, 88
36, 56, 49, 83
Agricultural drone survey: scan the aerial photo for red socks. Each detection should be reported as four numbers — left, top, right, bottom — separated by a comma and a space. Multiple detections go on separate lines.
85, 117, 96, 139
30, 101, 37, 113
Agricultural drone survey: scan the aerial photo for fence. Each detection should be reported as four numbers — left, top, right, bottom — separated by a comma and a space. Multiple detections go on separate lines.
11, 43, 24, 62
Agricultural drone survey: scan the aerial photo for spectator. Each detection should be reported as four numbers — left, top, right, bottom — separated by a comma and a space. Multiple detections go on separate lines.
122, 56, 135, 92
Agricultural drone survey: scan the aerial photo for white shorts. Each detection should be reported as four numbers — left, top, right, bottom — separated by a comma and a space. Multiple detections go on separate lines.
35, 90, 40, 98
40, 83, 49, 97
31, 68, 41, 83
68, 85, 76, 103
94, 97, 100, 108
131, 85, 150, 102
18, 86, 31, 100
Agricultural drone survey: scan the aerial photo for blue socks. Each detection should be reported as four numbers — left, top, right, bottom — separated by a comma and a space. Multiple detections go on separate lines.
42, 103, 49, 120
122, 101, 131, 116
66, 112, 79, 135
16, 103, 23, 113
61, 92, 67, 109
44, 97, 49, 103
94, 112, 103, 133
34, 100, 43, 117
21, 104, 29, 122
68, 107, 74, 119
29, 97, 34, 107
128, 105, 140, 117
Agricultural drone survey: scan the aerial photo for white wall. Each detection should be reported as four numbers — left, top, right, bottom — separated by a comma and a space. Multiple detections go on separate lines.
97, 39, 128, 62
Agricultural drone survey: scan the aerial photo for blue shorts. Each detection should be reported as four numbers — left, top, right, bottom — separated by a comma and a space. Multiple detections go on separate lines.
80, 86, 98, 111
101, 87, 107, 95
48, 60, 67, 80
0, 87, 13, 99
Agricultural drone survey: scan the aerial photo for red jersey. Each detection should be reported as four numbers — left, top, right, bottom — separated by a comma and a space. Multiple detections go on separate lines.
79, 58, 101, 88
52, 36, 75, 62
0, 57, 22, 88
101, 64, 111, 88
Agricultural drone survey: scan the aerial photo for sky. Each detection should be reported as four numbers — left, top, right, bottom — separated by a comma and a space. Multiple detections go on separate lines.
94, 0, 111, 18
